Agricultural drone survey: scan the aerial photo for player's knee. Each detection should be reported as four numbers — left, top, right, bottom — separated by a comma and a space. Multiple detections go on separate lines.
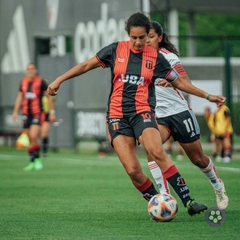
190, 154, 208, 168
149, 147, 166, 162
126, 166, 143, 180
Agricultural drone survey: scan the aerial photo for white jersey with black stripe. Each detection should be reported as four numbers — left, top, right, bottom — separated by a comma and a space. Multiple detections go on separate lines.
155, 48, 191, 118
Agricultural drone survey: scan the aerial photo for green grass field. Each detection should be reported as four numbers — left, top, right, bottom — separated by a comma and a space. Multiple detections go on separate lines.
0, 146, 240, 240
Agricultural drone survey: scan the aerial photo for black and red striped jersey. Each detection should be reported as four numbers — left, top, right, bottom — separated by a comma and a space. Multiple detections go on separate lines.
96, 41, 182, 118
19, 76, 48, 115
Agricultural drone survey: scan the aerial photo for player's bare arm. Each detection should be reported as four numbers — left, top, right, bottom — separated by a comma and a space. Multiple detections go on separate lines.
171, 74, 226, 107
47, 56, 101, 96
12, 92, 23, 122
46, 93, 56, 123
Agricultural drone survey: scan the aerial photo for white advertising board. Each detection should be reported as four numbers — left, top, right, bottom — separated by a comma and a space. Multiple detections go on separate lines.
188, 80, 222, 115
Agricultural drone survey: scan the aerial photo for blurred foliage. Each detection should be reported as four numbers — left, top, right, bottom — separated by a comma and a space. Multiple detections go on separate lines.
195, 14, 240, 36
232, 101, 240, 135
151, 13, 240, 57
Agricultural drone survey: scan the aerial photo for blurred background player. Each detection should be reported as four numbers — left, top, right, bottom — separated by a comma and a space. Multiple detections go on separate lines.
41, 79, 56, 157
213, 104, 233, 162
12, 63, 55, 171
165, 136, 184, 160
204, 106, 223, 161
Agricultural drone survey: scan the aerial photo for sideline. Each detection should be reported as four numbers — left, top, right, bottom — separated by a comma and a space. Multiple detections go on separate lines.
1, 153, 240, 173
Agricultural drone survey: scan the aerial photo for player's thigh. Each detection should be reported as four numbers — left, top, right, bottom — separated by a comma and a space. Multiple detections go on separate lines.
143, 128, 165, 163
224, 133, 232, 147
223, 137, 231, 148
157, 124, 170, 144
41, 121, 51, 137
112, 134, 141, 172
179, 139, 205, 161
130, 111, 160, 148
29, 124, 41, 141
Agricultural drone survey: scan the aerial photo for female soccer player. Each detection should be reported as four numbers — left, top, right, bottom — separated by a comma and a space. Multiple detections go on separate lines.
12, 63, 56, 170
146, 21, 228, 210
47, 12, 226, 215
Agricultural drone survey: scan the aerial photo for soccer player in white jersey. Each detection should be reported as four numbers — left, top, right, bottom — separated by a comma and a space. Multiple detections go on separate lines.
146, 21, 229, 210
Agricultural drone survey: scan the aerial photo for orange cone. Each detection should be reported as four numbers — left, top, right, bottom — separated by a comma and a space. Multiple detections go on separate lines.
16, 132, 29, 149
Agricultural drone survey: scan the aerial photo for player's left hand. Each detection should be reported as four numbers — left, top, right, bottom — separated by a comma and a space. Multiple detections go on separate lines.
155, 79, 172, 87
49, 112, 56, 123
207, 95, 226, 107
47, 79, 61, 96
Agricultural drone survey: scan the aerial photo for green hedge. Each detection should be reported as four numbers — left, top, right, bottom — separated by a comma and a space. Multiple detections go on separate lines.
232, 101, 240, 135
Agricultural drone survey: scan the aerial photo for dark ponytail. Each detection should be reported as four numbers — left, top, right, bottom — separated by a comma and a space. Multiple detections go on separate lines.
151, 21, 179, 57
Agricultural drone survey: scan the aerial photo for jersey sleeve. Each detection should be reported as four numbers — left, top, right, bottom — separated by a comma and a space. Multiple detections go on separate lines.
154, 52, 186, 84
95, 42, 118, 68
19, 81, 22, 92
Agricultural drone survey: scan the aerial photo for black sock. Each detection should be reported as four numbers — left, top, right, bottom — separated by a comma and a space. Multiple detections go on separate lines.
142, 184, 158, 201
34, 150, 40, 159
163, 165, 192, 207
42, 137, 48, 154
167, 173, 192, 207
221, 149, 224, 158
29, 152, 35, 162
136, 178, 158, 201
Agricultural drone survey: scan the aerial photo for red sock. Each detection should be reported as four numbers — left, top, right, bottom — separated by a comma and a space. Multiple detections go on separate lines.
136, 178, 158, 201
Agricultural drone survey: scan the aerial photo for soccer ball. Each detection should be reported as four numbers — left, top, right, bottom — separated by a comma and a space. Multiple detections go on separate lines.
148, 193, 178, 222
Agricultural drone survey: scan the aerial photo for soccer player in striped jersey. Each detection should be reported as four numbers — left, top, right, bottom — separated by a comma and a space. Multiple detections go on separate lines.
47, 12, 226, 216
12, 63, 55, 170
146, 21, 228, 210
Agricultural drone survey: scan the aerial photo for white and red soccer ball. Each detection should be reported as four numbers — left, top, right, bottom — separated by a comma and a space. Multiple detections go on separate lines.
148, 193, 178, 222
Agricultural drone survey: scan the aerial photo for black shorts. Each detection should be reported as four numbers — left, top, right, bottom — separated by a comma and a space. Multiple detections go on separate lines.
22, 113, 44, 128
107, 111, 158, 144
156, 110, 200, 143
215, 135, 225, 141
215, 133, 233, 144
43, 113, 50, 122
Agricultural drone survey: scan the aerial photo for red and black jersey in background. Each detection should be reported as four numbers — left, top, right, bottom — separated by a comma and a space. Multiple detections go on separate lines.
96, 41, 183, 119
19, 76, 48, 115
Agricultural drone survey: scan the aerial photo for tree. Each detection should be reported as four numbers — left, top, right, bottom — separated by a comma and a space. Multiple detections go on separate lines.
151, 13, 240, 57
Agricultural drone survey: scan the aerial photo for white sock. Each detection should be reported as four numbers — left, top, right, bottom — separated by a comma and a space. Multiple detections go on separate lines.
200, 157, 223, 190
148, 161, 170, 194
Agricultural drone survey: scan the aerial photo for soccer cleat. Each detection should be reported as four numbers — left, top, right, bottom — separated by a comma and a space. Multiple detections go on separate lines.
24, 162, 35, 171
186, 199, 208, 216
215, 183, 229, 210
222, 156, 231, 163
34, 158, 43, 170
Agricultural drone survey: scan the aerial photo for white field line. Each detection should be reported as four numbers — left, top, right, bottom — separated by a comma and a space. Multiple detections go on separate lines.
0, 154, 240, 173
